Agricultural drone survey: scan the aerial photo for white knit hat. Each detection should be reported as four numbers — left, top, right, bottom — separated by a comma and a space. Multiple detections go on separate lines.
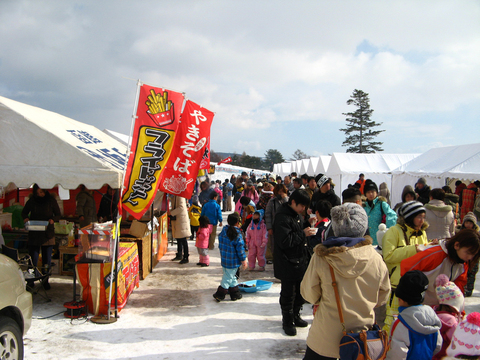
446, 312, 480, 357
435, 274, 464, 313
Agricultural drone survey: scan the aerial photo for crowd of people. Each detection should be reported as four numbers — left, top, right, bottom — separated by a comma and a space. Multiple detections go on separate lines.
175, 171, 480, 360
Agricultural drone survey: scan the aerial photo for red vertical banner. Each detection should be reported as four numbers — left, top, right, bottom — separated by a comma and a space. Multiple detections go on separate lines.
157, 100, 214, 198
121, 84, 184, 219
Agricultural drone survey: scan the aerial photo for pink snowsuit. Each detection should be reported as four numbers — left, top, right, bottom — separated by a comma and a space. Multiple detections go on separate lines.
195, 225, 212, 265
246, 219, 267, 270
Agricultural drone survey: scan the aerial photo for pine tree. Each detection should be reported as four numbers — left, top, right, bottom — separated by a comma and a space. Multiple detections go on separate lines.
340, 89, 384, 153
291, 149, 309, 160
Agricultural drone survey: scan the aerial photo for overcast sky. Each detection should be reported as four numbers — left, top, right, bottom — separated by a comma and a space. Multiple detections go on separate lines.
1, 1, 479, 160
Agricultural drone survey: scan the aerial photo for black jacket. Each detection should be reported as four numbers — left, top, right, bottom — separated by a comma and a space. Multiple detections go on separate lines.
415, 185, 431, 205
21, 192, 61, 246
273, 202, 309, 281
310, 189, 341, 211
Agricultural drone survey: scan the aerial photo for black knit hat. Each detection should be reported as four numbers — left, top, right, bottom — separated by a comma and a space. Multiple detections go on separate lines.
364, 179, 378, 193
395, 270, 429, 305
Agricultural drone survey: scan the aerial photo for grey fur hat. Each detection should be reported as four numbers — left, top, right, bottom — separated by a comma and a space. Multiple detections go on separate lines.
331, 203, 368, 238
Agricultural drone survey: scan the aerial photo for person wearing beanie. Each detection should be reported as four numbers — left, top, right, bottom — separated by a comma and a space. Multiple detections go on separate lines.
363, 179, 397, 246
382, 201, 430, 332
445, 312, 480, 358
432, 274, 465, 360
415, 177, 431, 205
301, 203, 390, 359
393, 185, 417, 212
387, 270, 442, 360
457, 212, 480, 297
309, 174, 341, 213
223, 178, 234, 212
401, 228, 480, 314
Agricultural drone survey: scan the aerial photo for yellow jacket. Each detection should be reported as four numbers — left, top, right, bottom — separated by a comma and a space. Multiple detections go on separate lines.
188, 204, 201, 227
382, 218, 429, 287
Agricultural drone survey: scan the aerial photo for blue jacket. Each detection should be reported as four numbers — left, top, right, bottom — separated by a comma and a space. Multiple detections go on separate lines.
218, 225, 246, 268
200, 199, 222, 225
364, 197, 397, 245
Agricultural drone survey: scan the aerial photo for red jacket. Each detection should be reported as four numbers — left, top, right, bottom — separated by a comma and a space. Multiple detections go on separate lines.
400, 241, 468, 306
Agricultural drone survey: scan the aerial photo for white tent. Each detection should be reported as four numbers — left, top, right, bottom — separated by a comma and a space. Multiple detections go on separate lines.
327, 152, 419, 203
391, 143, 480, 205
0, 96, 127, 189
314, 155, 331, 175
103, 129, 129, 146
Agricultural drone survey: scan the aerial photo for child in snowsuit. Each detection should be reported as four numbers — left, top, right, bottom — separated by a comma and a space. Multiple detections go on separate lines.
387, 270, 442, 360
188, 197, 202, 240
246, 210, 268, 271
195, 216, 212, 267
213, 212, 247, 302
432, 274, 465, 360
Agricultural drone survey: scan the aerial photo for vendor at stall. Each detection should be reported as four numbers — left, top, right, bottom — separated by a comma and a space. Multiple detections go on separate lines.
21, 184, 61, 289
76, 184, 97, 228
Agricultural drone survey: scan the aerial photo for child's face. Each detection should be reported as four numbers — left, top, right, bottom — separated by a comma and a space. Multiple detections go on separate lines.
366, 190, 377, 201
315, 210, 322, 222
413, 213, 426, 229
253, 214, 260, 221
454, 242, 477, 262
464, 220, 475, 229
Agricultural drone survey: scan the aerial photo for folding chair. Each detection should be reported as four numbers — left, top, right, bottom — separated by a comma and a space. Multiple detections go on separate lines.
1, 244, 52, 302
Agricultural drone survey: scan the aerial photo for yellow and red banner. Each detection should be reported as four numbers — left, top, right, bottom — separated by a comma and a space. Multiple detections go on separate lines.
157, 100, 215, 199
122, 84, 184, 219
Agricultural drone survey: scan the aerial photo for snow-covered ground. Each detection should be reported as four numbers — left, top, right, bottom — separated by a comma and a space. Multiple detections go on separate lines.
24, 211, 480, 360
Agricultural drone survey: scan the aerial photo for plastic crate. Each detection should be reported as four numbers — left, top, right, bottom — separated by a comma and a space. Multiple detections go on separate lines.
25, 220, 49, 231
238, 280, 273, 293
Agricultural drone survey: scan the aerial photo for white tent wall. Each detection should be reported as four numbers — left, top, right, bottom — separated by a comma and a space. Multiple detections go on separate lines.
391, 173, 445, 207
281, 162, 292, 177
303, 159, 315, 176
327, 153, 420, 203
297, 159, 306, 175
0, 96, 126, 190
315, 155, 331, 175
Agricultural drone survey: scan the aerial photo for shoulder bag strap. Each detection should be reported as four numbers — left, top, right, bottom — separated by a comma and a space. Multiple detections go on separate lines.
329, 264, 347, 335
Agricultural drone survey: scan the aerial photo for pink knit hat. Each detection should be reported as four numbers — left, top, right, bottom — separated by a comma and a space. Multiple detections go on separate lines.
446, 312, 480, 357
435, 274, 464, 313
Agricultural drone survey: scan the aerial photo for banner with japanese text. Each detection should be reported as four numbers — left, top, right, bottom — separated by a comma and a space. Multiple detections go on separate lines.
157, 100, 214, 199
121, 84, 184, 219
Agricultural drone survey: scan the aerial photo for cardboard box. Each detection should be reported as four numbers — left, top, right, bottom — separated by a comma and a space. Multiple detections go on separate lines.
59, 246, 79, 276
129, 220, 150, 238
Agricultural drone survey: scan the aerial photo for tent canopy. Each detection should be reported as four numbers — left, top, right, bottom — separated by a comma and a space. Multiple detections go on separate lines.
0, 96, 127, 190
392, 143, 480, 179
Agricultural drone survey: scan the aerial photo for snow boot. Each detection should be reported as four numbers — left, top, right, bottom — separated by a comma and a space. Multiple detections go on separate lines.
179, 256, 189, 264
213, 286, 228, 302
171, 253, 182, 261
282, 310, 297, 336
228, 286, 243, 301
294, 306, 308, 327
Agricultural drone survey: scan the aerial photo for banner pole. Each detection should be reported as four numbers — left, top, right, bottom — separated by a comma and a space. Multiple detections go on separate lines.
107, 79, 142, 320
